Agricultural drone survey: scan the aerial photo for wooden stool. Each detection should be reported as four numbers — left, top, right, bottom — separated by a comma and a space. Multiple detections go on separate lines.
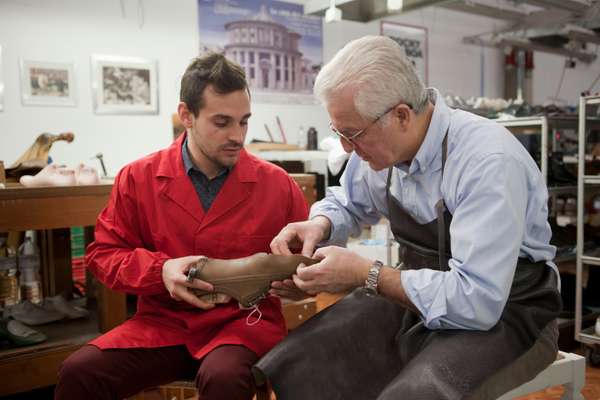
497, 351, 585, 400
136, 379, 270, 400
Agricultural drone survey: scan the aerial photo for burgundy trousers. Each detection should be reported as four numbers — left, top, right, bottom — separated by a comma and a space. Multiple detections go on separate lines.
54, 344, 258, 400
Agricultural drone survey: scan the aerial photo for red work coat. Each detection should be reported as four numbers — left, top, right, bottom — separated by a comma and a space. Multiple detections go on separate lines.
85, 133, 309, 360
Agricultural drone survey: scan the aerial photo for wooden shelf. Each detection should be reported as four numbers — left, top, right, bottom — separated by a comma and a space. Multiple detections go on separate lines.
0, 183, 125, 397
0, 308, 100, 396
0, 184, 112, 231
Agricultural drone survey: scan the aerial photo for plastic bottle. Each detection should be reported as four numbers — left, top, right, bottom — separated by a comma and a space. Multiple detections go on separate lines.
18, 231, 42, 304
297, 125, 306, 150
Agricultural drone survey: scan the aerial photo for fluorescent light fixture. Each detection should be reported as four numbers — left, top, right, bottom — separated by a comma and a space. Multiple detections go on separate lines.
387, 0, 404, 11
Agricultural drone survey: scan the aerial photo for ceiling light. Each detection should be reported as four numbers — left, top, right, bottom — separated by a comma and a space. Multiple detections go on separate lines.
387, 0, 404, 11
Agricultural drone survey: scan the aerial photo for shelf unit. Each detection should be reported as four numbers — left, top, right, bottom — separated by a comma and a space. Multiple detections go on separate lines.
576, 95, 600, 348
497, 115, 600, 186
498, 116, 584, 267
249, 149, 330, 187
0, 184, 126, 397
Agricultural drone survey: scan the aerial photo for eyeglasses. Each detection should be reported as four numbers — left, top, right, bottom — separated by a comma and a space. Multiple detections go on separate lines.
329, 102, 413, 145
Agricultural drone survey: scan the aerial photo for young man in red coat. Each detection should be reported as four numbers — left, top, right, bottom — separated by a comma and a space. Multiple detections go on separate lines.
54, 54, 309, 400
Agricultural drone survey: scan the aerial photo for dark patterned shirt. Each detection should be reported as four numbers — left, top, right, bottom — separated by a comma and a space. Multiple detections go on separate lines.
181, 137, 230, 212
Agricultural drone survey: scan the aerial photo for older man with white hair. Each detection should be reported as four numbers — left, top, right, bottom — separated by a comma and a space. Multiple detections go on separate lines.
255, 35, 562, 400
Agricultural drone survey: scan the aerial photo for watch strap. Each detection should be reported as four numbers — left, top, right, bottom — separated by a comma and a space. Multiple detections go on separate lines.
364, 259, 383, 295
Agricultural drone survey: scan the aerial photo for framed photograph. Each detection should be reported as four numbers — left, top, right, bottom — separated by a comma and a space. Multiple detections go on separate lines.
0, 46, 4, 111
198, 0, 322, 105
381, 21, 428, 85
91, 54, 158, 114
20, 59, 77, 107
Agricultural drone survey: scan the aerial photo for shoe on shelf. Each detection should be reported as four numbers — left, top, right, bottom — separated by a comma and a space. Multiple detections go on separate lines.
19, 164, 77, 187
75, 164, 100, 185
6, 300, 64, 325
0, 318, 47, 347
43, 295, 89, 319
189, 253, 317, 308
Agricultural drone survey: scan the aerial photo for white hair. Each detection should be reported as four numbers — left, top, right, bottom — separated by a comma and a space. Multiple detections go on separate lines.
314, 35, 428, 121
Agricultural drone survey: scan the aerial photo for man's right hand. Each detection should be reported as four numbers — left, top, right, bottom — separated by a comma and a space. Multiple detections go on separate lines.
270, 216, 331, 257
162, 256, 216, 310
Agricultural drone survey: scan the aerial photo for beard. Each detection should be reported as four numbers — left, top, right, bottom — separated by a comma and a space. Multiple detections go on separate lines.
200, 142, 242, 171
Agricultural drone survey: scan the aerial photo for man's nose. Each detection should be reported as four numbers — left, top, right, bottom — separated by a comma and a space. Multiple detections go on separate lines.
229, 125, 246, 143
340, 137, 355, 153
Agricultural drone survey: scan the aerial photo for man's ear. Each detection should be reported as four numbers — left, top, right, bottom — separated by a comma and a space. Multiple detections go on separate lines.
177, 102, 194, 129
393, 104, 412, 130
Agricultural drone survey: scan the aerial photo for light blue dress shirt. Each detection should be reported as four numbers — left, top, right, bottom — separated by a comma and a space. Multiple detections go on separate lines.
310, 88, 559, 331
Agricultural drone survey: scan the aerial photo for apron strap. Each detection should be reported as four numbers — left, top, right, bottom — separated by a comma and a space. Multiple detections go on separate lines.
436, 134, 449, 270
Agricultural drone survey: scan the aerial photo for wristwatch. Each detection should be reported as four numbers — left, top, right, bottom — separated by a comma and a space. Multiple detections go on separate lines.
364, 260, 383, 296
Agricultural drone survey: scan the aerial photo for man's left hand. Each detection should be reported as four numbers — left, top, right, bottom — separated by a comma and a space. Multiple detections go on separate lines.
292, 246, 372, 295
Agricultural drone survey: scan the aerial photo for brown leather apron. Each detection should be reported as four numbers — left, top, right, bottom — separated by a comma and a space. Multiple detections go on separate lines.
254, 133, 562, 400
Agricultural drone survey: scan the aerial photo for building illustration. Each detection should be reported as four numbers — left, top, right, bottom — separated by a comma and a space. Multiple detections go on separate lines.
223, 5, 317, 93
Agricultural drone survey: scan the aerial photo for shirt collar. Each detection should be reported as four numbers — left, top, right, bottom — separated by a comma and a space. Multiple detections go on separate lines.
407, 88, 451, 175
181, 136, 229, 179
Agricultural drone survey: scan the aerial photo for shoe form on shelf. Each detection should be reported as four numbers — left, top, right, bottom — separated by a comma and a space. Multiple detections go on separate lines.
53, 167, 77, 186
6, 300, 64, 325
0, 318, 47, 347
43, 295, 89, 319
19, 164, 57, 187
595, 317, 600, 337
188, 253, 318, 308
19, 164, 77, 187
0, 318, 47, 346
75, 164, 100, 185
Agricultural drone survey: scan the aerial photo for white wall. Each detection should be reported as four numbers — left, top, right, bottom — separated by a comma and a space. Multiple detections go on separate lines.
0, 0, 201, 175
3, 0, 579, 175
532, 50, 600, 106
0, 0, 330, 175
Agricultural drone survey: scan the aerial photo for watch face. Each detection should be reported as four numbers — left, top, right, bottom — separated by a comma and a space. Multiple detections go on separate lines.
363, 286, 377, 297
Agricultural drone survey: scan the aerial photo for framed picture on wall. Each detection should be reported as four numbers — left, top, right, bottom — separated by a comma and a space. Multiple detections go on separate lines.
381, 21, 428, 85
91, 54, 158, 114
19, 59, 77, 107
0, 46, 4, 111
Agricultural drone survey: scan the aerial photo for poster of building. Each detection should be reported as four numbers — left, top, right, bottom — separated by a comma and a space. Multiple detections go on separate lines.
198, 0, 323, 104
381, 21, 428, 85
